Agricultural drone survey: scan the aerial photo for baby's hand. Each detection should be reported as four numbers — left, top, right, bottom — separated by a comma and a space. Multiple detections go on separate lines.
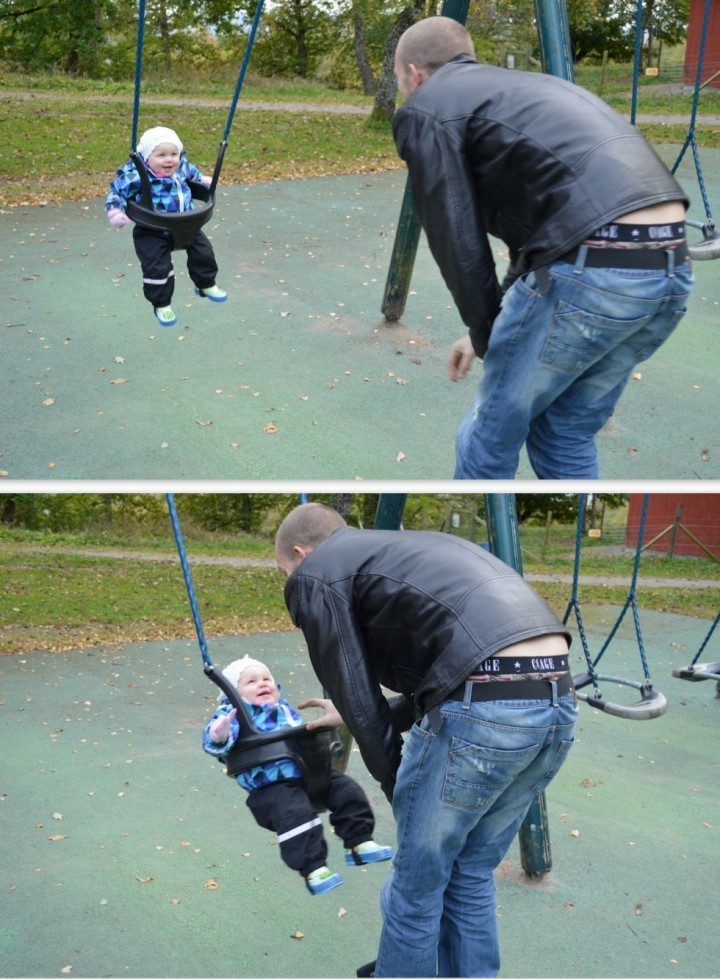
107, 208, 133, 228
200, 175, 212, 188
210, 708, 237, 743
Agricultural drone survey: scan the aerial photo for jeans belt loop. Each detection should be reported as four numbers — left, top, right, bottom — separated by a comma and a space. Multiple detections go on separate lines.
462, 680, 474, 710
550, 679, 558, 707
666, 246, 676, 278
573, 244, 588, 274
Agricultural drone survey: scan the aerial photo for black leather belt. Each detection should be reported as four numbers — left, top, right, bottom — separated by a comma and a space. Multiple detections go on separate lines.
556, 240, 688, 268
446, 673, 574, 702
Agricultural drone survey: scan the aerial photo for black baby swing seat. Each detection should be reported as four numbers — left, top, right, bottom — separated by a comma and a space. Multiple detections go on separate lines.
206, 664, 342, 812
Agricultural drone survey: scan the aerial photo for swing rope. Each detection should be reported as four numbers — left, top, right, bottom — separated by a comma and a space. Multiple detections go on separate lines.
630, 0, 719, 259
165, 492, 341, 807
563, 494, 668, 720
126, 0, 265, 248
672, 608, 720, 682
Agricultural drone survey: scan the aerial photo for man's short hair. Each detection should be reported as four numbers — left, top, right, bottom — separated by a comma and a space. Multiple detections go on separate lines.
396, 16, 476, 75
275, 502, 347, 560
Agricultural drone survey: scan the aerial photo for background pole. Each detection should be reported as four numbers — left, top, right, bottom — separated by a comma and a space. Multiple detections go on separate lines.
485, 495, 553, 876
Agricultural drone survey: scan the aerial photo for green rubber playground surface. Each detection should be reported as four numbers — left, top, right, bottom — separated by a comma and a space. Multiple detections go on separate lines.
2, 607, 718, 978
2, 147, 719, 481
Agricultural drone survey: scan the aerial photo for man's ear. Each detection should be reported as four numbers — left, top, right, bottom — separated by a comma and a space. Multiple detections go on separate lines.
408, 62, 428, 88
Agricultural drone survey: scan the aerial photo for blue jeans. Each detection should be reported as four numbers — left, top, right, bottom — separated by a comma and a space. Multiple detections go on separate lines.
374, 694, 578, 978
455, 256, 694, 479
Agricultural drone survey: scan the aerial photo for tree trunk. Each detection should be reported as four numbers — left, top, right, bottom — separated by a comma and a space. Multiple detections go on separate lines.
352, 9, 376, 95
370, 2, 424, 125
330, 495, 354, 520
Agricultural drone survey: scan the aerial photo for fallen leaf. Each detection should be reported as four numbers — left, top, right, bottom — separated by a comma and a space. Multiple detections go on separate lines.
135, 876, 153, 884
114, 356, 125, 364
61, 967, 72, 975
110, 378, 129, 385
47, 834, 67, 841
635, 904, 644, 916
701, 450, 710, 462
632, 372, 642, 380
195, 420, 213, 427
0, 471, 8, 478
264, 423, 278, 434
204, 879, 219, 890
570, 829, 580, 837
52, 813, 63, 820
338, 907, 347, 918
581, 778, 597, 788
396, 451, 406, 462
43, 398, 55, 406
291, 931, 304, 940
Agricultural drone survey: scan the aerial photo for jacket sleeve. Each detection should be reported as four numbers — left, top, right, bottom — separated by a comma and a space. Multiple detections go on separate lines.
202, 702, 240, 757
105, 161, 142, 213
287, 574, 403, 803
393, 106, 502, 358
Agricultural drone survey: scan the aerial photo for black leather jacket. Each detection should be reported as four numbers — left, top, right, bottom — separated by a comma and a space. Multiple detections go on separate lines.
284, 527, 571, 801
393, 56, 689, 356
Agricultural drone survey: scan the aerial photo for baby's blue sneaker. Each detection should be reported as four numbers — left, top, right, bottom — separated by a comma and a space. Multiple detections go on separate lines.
345, 841, 394, 866
305, 866, 343, 896
195, 285, 227, 303
154, 305, 177, 327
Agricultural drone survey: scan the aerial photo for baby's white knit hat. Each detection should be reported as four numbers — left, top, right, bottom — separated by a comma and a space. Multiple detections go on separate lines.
137, 126, 183, 160
222, 655, 274, 691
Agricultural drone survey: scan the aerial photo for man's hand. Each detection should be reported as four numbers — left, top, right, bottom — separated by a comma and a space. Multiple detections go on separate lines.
447, 335, 476, 381
298, 697, 344, 730
210, 708, 236, 743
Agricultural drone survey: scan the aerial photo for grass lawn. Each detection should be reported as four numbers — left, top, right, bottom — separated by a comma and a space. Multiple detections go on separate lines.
1, 527, 717, 655
1, 67, 719, 207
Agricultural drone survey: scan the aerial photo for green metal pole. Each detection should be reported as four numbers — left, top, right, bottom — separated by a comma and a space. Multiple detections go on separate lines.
534, 0, 575, 81
485, 495, 553, 877
373, 494, 408, 530
380, 0, 471, 321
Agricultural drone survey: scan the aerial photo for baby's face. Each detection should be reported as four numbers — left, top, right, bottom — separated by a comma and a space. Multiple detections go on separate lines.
237, 666, 279, 705
146, 141, 181, 176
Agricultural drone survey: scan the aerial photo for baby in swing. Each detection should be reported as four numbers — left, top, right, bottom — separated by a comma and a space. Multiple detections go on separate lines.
105, 125, 227, 327
202, 655, 393, 895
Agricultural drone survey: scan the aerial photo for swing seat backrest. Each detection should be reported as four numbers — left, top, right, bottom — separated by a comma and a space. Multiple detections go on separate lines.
205, 665, 341, 812
125, 151, 217, 251
223, 722, 341, 812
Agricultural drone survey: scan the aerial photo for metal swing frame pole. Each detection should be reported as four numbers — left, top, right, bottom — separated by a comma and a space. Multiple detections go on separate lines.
381, 0, 471, 321
485, 495, 552, 876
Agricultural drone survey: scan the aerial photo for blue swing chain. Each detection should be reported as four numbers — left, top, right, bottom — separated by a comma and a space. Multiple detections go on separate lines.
166, 493, 212, 670
563, 493, 653, 693
130, 0, 266, 153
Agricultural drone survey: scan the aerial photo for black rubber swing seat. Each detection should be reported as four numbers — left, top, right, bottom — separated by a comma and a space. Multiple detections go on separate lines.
572, 671, 668, 720
672, 661, 720, 682
686, 220, 720, 261
205, 664, 343, 812
125, 143, 226, 251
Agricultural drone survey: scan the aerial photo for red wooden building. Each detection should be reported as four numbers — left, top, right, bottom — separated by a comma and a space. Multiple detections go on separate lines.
626, 494, 720, 558
684, 0, 720, 89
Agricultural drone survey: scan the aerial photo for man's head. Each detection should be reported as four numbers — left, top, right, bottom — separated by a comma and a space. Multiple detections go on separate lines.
223, 655, 279, 705
394, 16, 476, 98
275, 502, 347, 577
